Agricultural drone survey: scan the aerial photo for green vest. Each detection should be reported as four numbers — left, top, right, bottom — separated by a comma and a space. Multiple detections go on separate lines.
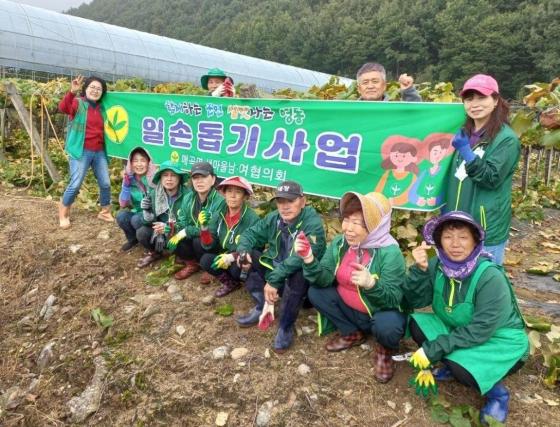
412, 261, 528, 394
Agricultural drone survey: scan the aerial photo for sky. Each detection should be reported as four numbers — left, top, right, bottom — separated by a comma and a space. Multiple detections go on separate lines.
14, 0, 92, 12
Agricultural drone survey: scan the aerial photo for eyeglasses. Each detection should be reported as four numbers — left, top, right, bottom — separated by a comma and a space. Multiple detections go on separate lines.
87, 86, 103, 92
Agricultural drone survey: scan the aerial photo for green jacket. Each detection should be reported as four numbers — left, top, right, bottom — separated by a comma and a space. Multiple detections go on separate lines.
201, 203, 260, 253
144, 184, 188, 226
237, 206, 326, 288
303, 235, 405, 315
403, 257, 525, 362
444, 124, 520, 245
65, 96, 107, 160
176, 187, 225, 238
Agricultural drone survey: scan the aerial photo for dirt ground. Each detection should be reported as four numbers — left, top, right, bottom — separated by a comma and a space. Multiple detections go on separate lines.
0, 191, 559, 426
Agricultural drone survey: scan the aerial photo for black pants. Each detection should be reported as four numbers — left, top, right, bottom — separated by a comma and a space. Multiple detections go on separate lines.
244, 251, 308, 330
409, 318, 524, 394
174, 237, 205, 262
199, 252, 242, 280
308, 286, 406, 350
137, 225, 155, 251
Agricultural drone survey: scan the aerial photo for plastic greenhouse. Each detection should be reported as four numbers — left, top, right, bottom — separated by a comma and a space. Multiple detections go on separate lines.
0, 0, 351, 91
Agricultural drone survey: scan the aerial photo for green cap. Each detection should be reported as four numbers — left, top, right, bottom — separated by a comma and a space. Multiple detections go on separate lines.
152, 160, 188, 184
200, 68, 233, 90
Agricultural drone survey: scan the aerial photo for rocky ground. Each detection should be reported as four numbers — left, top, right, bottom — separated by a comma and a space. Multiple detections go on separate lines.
0, 192, 559, 426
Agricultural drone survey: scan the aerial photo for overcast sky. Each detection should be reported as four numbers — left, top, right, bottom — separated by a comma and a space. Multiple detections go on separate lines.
14, 1, 92, 12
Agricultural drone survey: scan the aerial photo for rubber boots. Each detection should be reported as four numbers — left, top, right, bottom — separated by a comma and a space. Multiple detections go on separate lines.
236, 292, 264, 327
373, 344, 395, 383
480, 382, 510, 425
214, 273, 241, 297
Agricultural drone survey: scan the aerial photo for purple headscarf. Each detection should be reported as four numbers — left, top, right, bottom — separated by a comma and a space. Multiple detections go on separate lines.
423, 211, 492, 279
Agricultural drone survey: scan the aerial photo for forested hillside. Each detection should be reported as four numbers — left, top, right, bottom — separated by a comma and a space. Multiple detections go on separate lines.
67, 0, 558, 98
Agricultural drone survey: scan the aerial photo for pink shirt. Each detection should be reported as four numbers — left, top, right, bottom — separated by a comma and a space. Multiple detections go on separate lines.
336, 247, 372, 313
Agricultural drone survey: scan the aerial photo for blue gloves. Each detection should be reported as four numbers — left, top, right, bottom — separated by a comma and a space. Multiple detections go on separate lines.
452, 129, 475, 163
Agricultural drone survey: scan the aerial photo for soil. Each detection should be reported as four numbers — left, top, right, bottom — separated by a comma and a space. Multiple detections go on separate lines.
0, 191, 559, 426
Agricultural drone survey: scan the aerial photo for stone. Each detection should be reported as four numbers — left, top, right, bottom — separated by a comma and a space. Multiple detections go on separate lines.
17, 315, 34, 332
96, 230, 110, 240
233, 374, 241, 383
360, 343, 372, 352
141, 304, 161, 319
201, 295, 215, 305
67, 356, 108, 423
37, 341, 55, 371
404, 402, 412, 415
264, 348, 271, 359
69, 244, 83, 253
301, 326, 315, 335
167, 284, 180, 294
0, 386, 26, 410
212, 346, 230, 360
297, 364, 311, 376
170, 293, 183, 303
215, 411, 228, 426
175, 325, 186, 337
387, 400, 396, 410
256, 400, 275, 427
39, 294, 57, 321
230, 348, 249, 360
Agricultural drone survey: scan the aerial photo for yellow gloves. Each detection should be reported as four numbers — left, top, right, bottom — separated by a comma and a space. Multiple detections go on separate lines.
198, 209, 210, 227
167, 229, 187, 250
410, 347, 431, 370
211, 253, 236, 270
409, 347, 438, 397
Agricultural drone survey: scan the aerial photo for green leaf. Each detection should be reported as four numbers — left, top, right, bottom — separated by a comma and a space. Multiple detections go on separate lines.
112, 110, 120, 126
510, 110, 535, 137
483, 414, 505, 427
215, 303, 234, 316
112, 120, 127, 131
524, 315, 552, 332
91, 308, 113, 329
430, 404, 449, 424
542, 129, 560, 148
528, 330, 542, 355
449, 407, 471, 427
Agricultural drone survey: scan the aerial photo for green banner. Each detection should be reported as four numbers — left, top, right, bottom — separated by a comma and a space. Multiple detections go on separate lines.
102, 93, 465, 210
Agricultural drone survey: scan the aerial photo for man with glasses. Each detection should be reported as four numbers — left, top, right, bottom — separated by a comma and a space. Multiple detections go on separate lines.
356, 62, 421, 102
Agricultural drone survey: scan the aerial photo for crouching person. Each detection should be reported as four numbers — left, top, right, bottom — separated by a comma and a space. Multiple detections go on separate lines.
136, 161, 188, 268
116, 147, 156, 251
404, 211, 528, 425
298, 192, 406, 383
199, 176, 260, 297
235, 181, 326, 354
167, 162, 225, 282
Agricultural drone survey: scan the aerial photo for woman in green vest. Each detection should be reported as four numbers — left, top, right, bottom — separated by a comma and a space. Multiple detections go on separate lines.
199, 176, 260, 297
404, 211, 528, 425
444, 74, 520, 265
58, 74, 113, 229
